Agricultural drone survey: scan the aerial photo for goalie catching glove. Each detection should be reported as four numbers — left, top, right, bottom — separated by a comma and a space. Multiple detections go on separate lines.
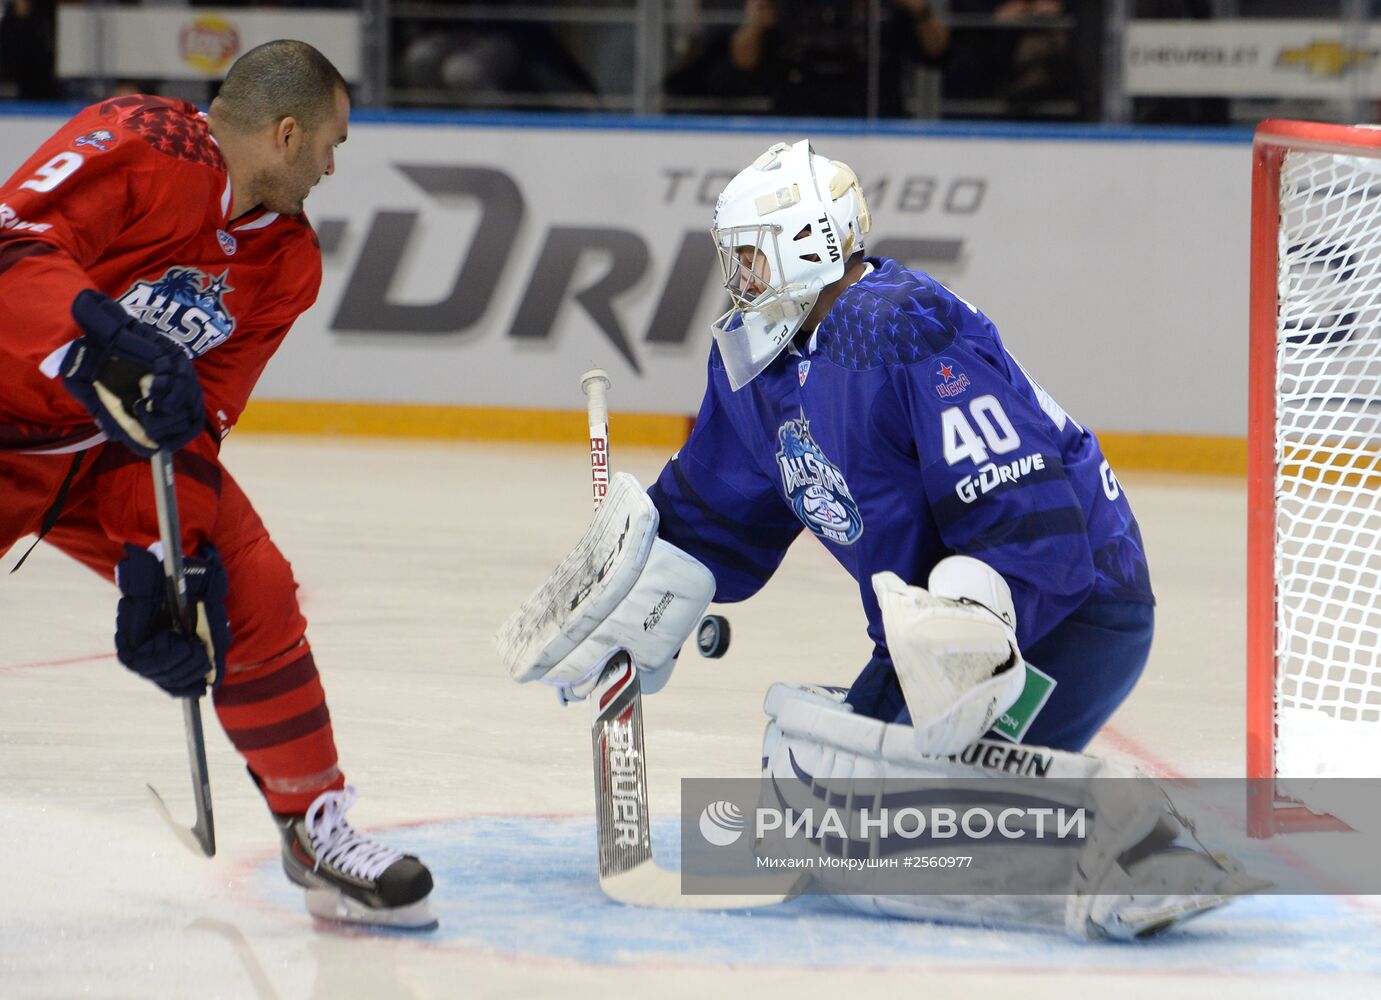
875, 555, 1027, 755
495, 472, 715, 703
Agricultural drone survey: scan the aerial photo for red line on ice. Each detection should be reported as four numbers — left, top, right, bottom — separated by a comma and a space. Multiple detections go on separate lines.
0, 651, 116, 673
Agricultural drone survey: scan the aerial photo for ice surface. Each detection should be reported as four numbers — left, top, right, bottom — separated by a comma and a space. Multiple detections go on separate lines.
2, 437, 1378, 999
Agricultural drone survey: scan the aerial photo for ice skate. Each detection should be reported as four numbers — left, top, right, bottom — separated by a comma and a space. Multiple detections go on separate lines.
276, 786, 436, 931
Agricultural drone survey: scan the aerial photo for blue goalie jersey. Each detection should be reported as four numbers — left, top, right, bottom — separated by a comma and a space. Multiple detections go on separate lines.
648, 257, 1154, 658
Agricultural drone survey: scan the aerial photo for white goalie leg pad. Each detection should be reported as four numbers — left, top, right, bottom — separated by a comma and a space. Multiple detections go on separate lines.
874, 558, 1026, 756
1069, 807, 1270, 941
759, 683, 1258, 939
495, 472, 714, 700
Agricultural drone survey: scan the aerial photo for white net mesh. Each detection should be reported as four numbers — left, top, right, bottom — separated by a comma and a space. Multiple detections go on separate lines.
1274, 145, 1381, 780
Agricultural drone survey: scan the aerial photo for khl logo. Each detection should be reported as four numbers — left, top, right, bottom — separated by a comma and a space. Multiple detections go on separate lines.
698, 800, 746, 847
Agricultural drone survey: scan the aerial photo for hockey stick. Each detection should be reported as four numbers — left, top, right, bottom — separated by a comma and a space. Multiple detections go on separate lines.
144, 449, 216, 858
580, 369, 798, 910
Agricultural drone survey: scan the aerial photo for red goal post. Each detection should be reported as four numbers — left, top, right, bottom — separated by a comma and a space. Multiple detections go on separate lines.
1248, 119, 1381, 837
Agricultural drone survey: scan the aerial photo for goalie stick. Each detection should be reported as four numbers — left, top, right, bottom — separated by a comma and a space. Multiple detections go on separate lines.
145, 449, 216, 858
580, 369, 799, 910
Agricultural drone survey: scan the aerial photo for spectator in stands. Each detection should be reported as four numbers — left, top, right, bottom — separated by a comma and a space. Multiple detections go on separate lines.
395, 19, 598, 110
943, 0, 1077, 119
991, 1, 1071, 115
663, 4, 761, 111
722, 0, 950, 118
0, 0, 57, 101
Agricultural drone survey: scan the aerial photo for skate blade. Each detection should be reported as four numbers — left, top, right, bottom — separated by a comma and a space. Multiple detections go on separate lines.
303, 888, 438, 931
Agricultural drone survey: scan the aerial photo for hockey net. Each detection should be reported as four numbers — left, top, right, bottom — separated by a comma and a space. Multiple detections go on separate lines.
1249, 120, 1381, 836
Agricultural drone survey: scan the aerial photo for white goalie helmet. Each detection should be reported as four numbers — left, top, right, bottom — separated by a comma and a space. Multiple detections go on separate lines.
710, 139, 872, 390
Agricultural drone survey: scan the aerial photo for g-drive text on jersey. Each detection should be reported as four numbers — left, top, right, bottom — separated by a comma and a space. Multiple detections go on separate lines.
0, 202, 52, 234
956, 453, 1047, 504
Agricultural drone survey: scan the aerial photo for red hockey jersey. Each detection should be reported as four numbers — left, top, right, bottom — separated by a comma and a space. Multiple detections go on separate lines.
0, 96, 323, 547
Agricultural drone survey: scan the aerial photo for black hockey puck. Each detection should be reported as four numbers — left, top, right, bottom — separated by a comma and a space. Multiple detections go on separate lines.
696, 615, 731, 658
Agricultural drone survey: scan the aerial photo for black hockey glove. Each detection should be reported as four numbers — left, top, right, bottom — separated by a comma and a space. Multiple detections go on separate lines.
61, 289, 206, 457
114, 544, 230, 699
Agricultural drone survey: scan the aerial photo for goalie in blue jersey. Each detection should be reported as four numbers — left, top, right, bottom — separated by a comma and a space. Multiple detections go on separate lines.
651, 140, 1155, 755
500, 140, 1261, 939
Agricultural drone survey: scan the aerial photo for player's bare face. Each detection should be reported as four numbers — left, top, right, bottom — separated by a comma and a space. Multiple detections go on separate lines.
733, 246, 771, 302
265, 89, 350, 216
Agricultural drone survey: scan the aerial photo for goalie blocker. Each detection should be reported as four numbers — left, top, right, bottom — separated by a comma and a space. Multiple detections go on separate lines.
496, 472, 715, 702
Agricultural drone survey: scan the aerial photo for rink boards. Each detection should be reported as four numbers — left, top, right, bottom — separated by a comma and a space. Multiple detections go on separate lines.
0, 110, 1253, 453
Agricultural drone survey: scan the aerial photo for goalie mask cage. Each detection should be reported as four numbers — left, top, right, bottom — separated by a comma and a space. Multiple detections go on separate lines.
1248, 119, 1381, 837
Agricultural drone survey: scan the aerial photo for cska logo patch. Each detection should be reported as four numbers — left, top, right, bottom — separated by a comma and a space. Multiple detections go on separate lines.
776, 416, 863, 544
116, 266, 236, 356
934, 357, 972, 400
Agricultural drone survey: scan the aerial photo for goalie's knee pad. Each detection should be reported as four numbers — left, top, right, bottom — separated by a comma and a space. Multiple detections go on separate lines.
874, 557, 1026, 755
495, 472, 715, 701
759, 683, 1260, 940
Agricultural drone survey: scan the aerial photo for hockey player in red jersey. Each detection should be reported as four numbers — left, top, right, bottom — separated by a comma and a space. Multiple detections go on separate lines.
0, 41, 435, 929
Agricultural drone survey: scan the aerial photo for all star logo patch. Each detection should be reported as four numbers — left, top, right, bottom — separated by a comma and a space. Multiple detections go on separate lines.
116, 266, 236, 356
776, 416, 863, 545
